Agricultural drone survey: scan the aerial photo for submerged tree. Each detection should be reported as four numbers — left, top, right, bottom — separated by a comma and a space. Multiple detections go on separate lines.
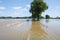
45, 15, 50, 19
30, 0, 48, 21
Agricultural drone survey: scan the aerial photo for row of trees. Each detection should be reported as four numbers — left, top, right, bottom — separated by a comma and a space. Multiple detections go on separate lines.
0, 15, 60, 19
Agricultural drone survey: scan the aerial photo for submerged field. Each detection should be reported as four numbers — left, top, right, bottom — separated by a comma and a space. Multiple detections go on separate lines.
0, 19, 60, 40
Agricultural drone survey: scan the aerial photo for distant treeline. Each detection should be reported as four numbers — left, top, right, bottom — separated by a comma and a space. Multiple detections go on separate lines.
0, 16, 60, 19
0, 16, 32, 19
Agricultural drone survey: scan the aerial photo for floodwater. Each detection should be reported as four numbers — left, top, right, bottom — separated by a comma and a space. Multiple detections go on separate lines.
0, 19, 60, 40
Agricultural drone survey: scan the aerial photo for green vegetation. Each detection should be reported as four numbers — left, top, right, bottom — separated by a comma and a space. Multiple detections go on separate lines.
30, 0, 48, 21
0, 16, 32, 19
55, 16, 60, 19
0, 16, 60, 19
45, 15, 50, 19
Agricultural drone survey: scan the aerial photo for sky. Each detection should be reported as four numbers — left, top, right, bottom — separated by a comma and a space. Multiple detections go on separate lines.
0, 0, 60, 17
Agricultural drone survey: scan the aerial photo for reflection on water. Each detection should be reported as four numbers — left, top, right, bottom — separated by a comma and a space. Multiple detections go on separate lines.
0, 19, 60, 40
45, 19, 50, 23
0, 19, 32, 40
30, 21, 47, 40
41, 19, 60, 40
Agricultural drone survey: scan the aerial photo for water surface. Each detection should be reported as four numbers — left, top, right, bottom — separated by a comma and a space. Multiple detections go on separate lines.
0, 19, 60, 40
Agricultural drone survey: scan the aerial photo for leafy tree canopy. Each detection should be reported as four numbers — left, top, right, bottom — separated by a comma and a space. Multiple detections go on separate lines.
30, 0, 48, 21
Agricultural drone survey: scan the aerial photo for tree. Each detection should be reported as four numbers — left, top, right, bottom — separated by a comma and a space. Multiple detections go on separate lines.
45, 15, 50, 19
30, 0, 48, 21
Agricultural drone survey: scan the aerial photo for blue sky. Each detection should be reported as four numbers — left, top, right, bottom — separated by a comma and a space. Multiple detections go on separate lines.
0, 0, 60, 17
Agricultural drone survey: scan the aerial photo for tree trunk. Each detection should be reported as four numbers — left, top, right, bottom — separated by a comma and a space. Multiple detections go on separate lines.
37, 14, 40, 21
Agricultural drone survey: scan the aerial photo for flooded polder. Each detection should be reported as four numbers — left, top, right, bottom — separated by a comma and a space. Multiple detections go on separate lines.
0, 19, 60, 40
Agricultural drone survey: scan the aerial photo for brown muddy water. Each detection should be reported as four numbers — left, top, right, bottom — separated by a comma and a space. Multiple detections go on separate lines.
0, 19, 60, 40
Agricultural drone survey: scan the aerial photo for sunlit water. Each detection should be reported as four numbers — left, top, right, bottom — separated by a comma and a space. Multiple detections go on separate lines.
0, 19, 60, 40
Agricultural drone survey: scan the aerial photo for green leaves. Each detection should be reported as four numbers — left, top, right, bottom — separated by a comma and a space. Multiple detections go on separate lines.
30, 0, 48, 21
45, 15, 50, 19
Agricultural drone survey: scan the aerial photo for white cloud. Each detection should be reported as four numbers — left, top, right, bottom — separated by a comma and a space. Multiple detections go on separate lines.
13, 6, 22, 10
13, 6, 28, 11
26, 4, 30, 8
9, 7, 30, 17
10, 6, 31, 17
0, 7, 6, 10
22, 8, 28, 11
